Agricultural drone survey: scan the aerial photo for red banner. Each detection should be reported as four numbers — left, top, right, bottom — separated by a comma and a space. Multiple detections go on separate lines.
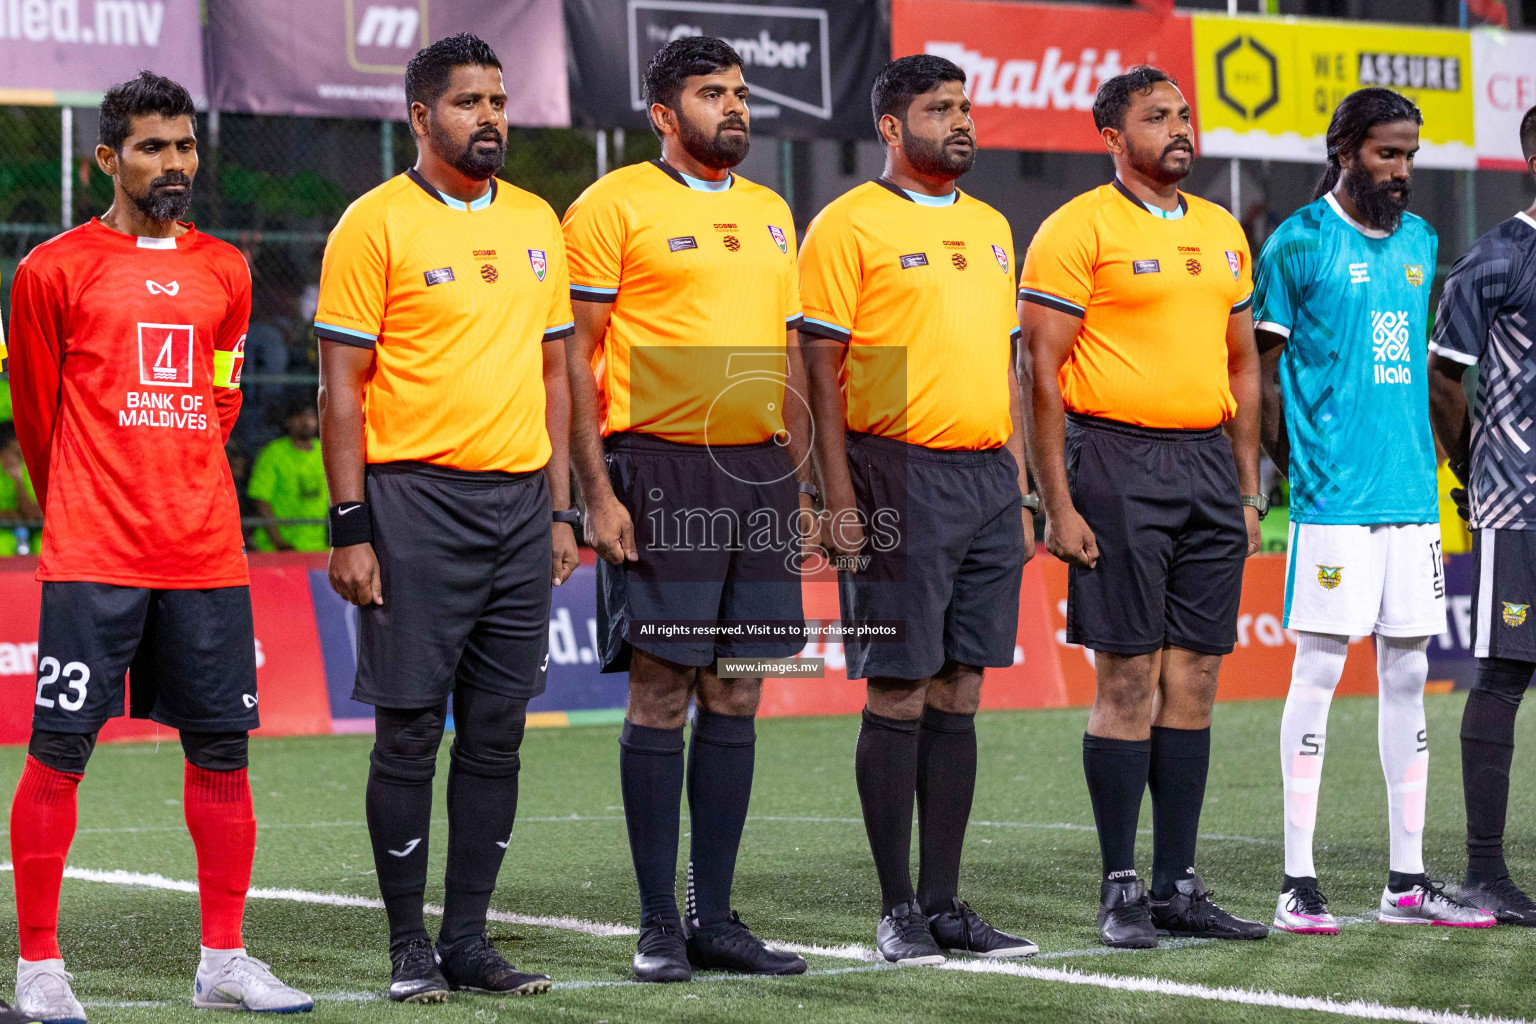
891, 0, 1198, 153
1039, 556, 1380, 705
0, 557, 331, 746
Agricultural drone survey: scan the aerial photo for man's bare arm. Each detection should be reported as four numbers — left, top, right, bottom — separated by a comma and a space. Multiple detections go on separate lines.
1005, 335, 1035, 563
318, 340, 380, 605
566, 300, 636, 564
543, 334, 579, 585
1428, 354, 1471, 471
1227, 310, 1263, 556
802, 335, 862, 560
1019, 300, 1097, 568
1255, 327, 1289, 477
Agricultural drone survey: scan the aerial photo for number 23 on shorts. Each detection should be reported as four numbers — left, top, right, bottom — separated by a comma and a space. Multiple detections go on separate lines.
35, 656, 91, 712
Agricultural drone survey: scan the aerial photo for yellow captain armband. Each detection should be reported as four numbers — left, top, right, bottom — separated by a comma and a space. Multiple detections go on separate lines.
213, 336, 246, 389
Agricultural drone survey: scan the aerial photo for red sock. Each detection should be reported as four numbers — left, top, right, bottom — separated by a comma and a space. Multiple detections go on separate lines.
183, 763, 255, 950
10, 756, 83, 961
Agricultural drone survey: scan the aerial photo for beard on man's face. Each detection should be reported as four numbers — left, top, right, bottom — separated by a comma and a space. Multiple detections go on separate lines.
1343, 163, 1411, 232
904, 126, 975, 178
1127, 136, 1193, 187
130, 171, 193, 223
433, 121, 506, 181
678, 110, 750, 170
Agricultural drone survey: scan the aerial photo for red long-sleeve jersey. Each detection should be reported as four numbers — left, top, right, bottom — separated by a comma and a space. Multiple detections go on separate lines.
7, 219, 251, 588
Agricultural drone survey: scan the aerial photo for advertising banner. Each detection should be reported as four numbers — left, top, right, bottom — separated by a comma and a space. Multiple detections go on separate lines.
0, 552, 1481, 747
891, 0, 1197, 154
0, 556, 332, 746
0, 0, 204, 105
1192, 14, 1476, 169
207, 0, 569, 125
1472, 28, 1536, 171
565, 0, 889, 139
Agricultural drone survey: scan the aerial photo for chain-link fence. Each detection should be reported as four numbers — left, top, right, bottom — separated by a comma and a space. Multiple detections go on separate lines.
0, 105, 660, 550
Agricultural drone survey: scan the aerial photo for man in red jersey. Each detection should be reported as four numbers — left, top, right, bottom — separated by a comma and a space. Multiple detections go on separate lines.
4, 73, 312, 1020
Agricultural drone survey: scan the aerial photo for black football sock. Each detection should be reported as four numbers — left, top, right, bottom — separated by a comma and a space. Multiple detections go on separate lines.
1082, 733, 1150, 885
620, 720, 686, 926
684, 709, 757, 927
367, 704, 446, 951
440, 690, 527, 947
1148, 726, 1210, 900
915, 707, 977, 916
1462, 658, 1532, 886
1388, 870, 1428, 893
856, 708, 922, 915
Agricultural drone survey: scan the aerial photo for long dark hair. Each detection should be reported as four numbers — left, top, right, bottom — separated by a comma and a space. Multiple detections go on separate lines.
1313, 88, 1423, 199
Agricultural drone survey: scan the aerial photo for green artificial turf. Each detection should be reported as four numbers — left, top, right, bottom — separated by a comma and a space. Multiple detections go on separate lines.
2, 694, 1534, 1023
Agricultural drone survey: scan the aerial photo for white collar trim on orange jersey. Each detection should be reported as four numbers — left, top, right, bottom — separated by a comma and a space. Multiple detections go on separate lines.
135, 235, 178, 249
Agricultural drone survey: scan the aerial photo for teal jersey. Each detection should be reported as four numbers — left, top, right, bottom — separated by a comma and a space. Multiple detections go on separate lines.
1253, 194, 1439, 525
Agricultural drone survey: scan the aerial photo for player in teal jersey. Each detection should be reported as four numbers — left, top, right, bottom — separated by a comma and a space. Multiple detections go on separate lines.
1255, 89, 1492, 934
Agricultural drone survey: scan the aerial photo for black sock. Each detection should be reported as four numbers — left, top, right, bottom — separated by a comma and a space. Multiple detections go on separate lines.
685, 709, 756, 927
915, 707, 976, 916
367, 704, 446, 951
1082, 733, 1150, 884
1148, 726, 1210, 899
1388, 870, 1427, 893
1282, 874, 1318, 892
440, 691, 527, 947
620, 720, 686, 926
1461, 658, 1532, 885
856, 708, 921, 915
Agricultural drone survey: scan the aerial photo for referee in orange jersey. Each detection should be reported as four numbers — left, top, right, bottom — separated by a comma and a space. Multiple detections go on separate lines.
1020, 66, 1267, 949
316, 35, 577, 1002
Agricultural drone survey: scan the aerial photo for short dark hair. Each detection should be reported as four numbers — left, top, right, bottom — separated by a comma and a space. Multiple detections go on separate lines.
1521, 104, 1536, 161
404, 33, 502, 111
98, 71, 195, 152
1313, 87, 1423, 199
871, 54, 965, 131
642, 36, 743, 137
1092, 66, 1175, 133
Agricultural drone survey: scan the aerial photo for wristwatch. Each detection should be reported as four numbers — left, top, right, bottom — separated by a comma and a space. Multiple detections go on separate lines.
1021, 493, 1040, 512
553, 508, 581, 526
1240, 493, 1270, 519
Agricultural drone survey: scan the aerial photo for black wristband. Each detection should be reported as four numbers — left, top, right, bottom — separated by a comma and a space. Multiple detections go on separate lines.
553, 508, 581, 526
328, 501, 373, 547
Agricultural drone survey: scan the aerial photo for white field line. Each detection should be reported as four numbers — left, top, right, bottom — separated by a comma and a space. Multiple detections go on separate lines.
4, 863, 1523, 1024
0, 813, 1277, 846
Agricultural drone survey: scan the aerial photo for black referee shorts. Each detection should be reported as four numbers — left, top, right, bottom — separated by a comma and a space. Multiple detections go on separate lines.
32, 581, 260, 735
1472, 528, 1536, 662
597, 431, 804, 672
1065, 413, 1246, 657
354, 461, 552, 708
838, 431, 1025, 682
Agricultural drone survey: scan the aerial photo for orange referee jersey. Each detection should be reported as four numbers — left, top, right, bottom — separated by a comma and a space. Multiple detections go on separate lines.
797, 180, 1018, 451
315, 170, 574, 473
1019, 181, 1253, 430
561, 160, 801, 445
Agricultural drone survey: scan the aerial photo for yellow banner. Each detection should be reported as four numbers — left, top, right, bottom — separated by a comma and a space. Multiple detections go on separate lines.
1192, 15, 1475, 169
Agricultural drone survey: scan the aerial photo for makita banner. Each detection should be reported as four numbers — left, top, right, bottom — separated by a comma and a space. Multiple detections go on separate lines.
891, 0, 1197, 153
0, 0, 204, 104
566, 0, 889, 139
207, 0, 569, 124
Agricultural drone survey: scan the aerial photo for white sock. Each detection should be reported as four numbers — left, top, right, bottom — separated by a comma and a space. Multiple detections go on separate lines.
199, 945, 247, 974
1280, 632, 1349, 880
1377, 635, 1429, 876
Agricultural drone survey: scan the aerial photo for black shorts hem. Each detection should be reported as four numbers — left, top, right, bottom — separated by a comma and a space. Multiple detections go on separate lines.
1070, 635, 1165, 657
1164, 635, 1236, 657
149, 711, 261, 733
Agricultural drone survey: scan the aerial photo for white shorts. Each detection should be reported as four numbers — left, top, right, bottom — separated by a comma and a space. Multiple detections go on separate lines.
1282, 521, 1446, 639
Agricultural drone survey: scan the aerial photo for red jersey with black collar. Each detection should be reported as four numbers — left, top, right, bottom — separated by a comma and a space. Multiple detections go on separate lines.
6, 218, 251, 588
